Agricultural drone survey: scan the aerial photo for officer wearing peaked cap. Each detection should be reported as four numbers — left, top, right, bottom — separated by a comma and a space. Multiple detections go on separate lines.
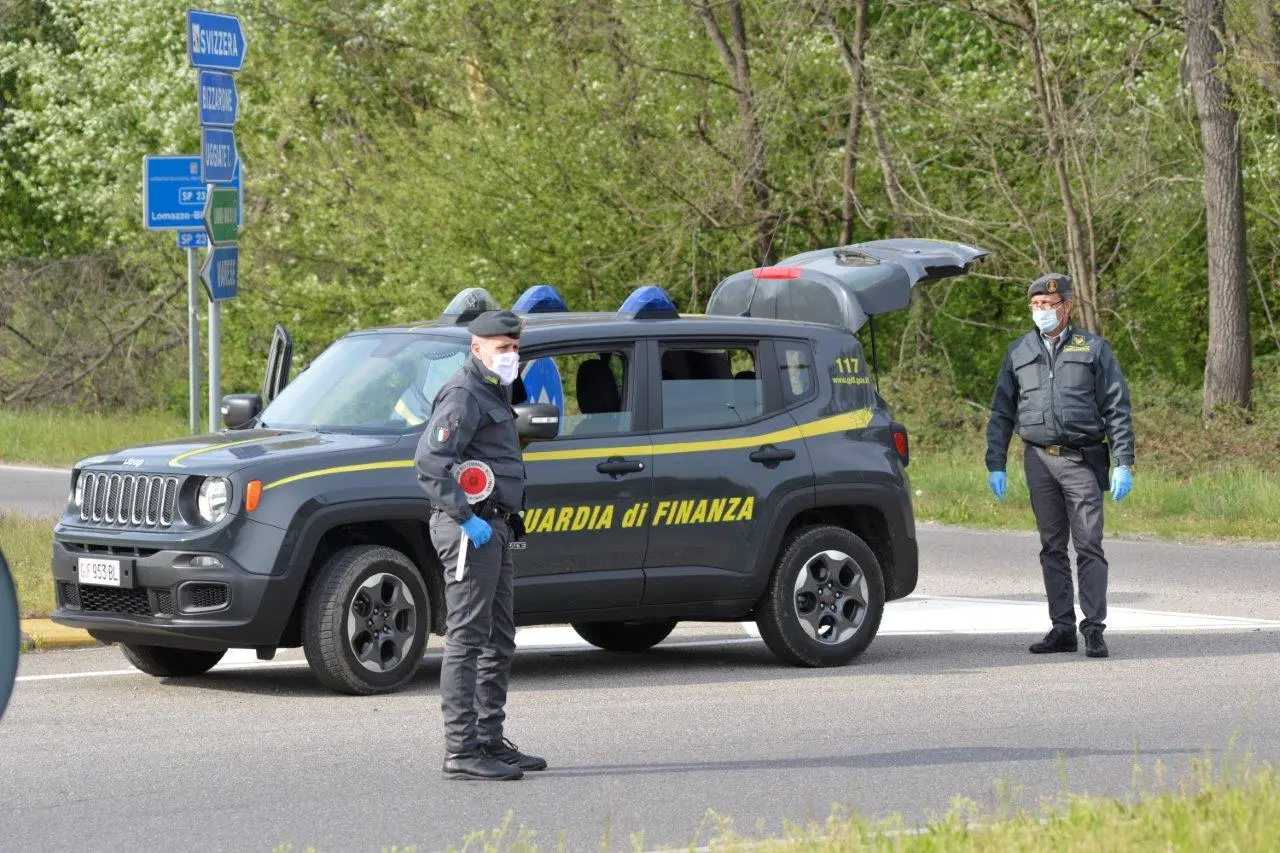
415, 309, 546, 781
985, 274, 1135, 660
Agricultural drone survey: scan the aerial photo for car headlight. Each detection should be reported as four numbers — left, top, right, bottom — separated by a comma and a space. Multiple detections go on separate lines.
71, 471, 83, 509
197, 477, 232, 524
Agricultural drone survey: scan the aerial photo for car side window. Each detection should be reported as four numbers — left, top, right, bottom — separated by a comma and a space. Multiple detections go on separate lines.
659, 343, 764, 429
779, 341, 815, 405
518, 348, 634, 438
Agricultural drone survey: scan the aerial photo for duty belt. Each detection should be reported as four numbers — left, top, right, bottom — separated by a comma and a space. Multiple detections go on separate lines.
1034, 443, 1101, 462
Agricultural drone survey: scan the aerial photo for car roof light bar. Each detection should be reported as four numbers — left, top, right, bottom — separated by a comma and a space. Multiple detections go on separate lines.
618, 285, 679, 319
513, 284, 569, 314
440, 287, 502, 323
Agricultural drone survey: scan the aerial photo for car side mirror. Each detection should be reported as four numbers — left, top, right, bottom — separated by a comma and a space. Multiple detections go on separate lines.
514, 403, 560, 441
221, 393, 263, 430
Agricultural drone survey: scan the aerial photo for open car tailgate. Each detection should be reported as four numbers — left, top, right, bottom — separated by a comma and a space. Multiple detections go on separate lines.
705, 238, 990, 333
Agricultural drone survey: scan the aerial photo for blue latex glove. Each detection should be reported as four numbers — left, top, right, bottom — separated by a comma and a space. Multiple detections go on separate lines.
1111, 466, 1133, 502
988, 471, 1007, 502
459, 514, 493, 546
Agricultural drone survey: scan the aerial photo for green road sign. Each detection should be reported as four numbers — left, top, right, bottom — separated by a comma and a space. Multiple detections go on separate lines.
203, 186, 239, 245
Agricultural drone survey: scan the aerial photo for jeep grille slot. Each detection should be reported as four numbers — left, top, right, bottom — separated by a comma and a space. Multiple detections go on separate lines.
77, 472, 181, 529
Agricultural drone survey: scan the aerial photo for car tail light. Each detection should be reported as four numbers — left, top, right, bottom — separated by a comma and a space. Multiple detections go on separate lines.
751, 266, 803, 280
891, 423, 910, 467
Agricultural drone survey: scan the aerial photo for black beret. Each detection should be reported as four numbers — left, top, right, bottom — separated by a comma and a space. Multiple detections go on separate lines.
467, 309, 523, 339
1028, 272, 1072, 299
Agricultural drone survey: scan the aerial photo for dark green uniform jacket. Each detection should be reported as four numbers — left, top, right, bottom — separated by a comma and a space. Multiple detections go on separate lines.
985, 325, 1135, 472
415, 355, 526, 522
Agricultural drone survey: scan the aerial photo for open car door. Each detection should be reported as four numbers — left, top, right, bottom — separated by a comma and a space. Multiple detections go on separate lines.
705, 238, 989, 333
261, 324, 293, 404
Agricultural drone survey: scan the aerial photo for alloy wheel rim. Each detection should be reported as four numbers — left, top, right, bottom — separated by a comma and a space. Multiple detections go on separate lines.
792, 549, 868, 645
346, 572, 417, 673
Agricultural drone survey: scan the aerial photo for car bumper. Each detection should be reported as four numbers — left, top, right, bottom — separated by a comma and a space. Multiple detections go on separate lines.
49, 519, 298, 650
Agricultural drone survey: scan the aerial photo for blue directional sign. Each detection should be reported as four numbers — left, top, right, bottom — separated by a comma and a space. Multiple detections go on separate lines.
186, 10, 248, 72
520, 358, 565, 411
178, 230, 209, 249
200, 127, 237, 183
197, 70, 238, 127
200, 245, 239, 301
143, 155, 242, 231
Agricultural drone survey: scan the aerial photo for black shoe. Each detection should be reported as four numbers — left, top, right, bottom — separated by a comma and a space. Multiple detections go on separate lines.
1029, 626, 1078, 654
483, 737, 548, 772
442, 750, 524, 781
1083, 627, 1109, 658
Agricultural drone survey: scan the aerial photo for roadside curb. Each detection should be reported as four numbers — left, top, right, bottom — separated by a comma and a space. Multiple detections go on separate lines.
20, 619, 98, 651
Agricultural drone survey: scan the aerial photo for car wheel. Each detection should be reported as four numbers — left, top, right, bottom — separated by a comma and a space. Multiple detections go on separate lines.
120, 643, 227, 677
302, 545, 430, 696
571, 619, 678, 652
756, 525, 885, 667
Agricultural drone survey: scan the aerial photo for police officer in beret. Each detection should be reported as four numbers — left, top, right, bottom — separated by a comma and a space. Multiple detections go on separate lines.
415, 309, 545, 781
985, 274, 1135, 659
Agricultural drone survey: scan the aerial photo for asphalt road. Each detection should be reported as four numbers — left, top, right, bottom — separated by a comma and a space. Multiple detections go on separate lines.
3, 525, 1279, 852
0, 464, 70, 519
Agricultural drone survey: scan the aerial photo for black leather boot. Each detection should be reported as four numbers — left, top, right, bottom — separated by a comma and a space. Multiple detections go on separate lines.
1083, 626, 1109, 658
1029, 626, 1078, 654
483, 738, 548, 771
442, 750, 524, 781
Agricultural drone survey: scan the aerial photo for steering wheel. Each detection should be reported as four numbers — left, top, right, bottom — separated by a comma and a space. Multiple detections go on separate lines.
0, 548, 18, 722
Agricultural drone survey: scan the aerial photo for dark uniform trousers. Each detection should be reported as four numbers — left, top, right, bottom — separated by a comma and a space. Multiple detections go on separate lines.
429, 512, 517, 754
1024, 446, 1108, 631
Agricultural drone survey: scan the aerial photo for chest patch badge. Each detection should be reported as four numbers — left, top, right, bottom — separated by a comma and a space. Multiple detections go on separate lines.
1072, 334, 1085, 346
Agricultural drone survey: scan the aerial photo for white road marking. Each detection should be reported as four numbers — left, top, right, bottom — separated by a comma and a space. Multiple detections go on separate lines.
16, 595, 1280, 684
0, 463, 71, 476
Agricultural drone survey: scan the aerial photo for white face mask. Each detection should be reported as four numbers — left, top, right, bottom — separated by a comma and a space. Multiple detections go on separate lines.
1032, 307, 1061, 334
488, 351, 520, 386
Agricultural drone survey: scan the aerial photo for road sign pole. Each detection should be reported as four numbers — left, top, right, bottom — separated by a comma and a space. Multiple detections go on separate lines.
187, 248, 201, 434
208, 297, 221, 433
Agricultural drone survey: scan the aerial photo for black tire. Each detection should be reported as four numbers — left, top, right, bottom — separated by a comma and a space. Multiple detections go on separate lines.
301, 545, 430, 696
756, 525, 885, 667
571, 619, 678, 652
120, 644, 226, 677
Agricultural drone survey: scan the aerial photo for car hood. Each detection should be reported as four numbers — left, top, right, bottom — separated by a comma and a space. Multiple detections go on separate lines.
75, 429, 405, 475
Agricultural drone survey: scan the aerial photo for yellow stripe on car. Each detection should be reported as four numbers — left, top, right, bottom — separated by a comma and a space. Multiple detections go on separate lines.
263, 460, 415, 491
256, 409, 874, 489
522, 408, 874, 462
169, 437, 275, 468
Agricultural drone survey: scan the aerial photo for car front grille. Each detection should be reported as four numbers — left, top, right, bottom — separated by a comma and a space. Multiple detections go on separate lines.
78, 472, 180, 528
75, 584, 154, 616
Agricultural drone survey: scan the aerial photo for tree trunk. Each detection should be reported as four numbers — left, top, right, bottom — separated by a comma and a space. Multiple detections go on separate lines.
825, 8, 905, 235
694, 0, 776, 265
1186, 0, 1253, 415
1013, 0, 1101, 334
838, 0, 868, 245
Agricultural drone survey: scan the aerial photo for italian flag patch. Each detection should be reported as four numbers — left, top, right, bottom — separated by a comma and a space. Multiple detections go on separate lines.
432, 425, 450, 444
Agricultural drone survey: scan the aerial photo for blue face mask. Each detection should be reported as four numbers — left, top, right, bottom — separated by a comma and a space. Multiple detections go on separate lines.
1032, 307, 1061, 334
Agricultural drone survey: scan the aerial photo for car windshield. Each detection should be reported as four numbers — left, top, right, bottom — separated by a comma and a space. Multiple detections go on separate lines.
259, 333, 469, 432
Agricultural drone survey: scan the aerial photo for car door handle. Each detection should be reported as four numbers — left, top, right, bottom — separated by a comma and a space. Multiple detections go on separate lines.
596, 458, 645, 477
749, 445, 795, 464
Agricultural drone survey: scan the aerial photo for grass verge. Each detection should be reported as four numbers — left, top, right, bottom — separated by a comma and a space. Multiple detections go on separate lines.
0, 408, 188, 469
909, 444, 1280, 542
0, 513, 56, 619
269, 759, 1280, 851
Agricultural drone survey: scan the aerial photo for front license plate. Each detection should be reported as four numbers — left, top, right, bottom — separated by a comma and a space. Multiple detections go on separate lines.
78, 557, 122, 587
